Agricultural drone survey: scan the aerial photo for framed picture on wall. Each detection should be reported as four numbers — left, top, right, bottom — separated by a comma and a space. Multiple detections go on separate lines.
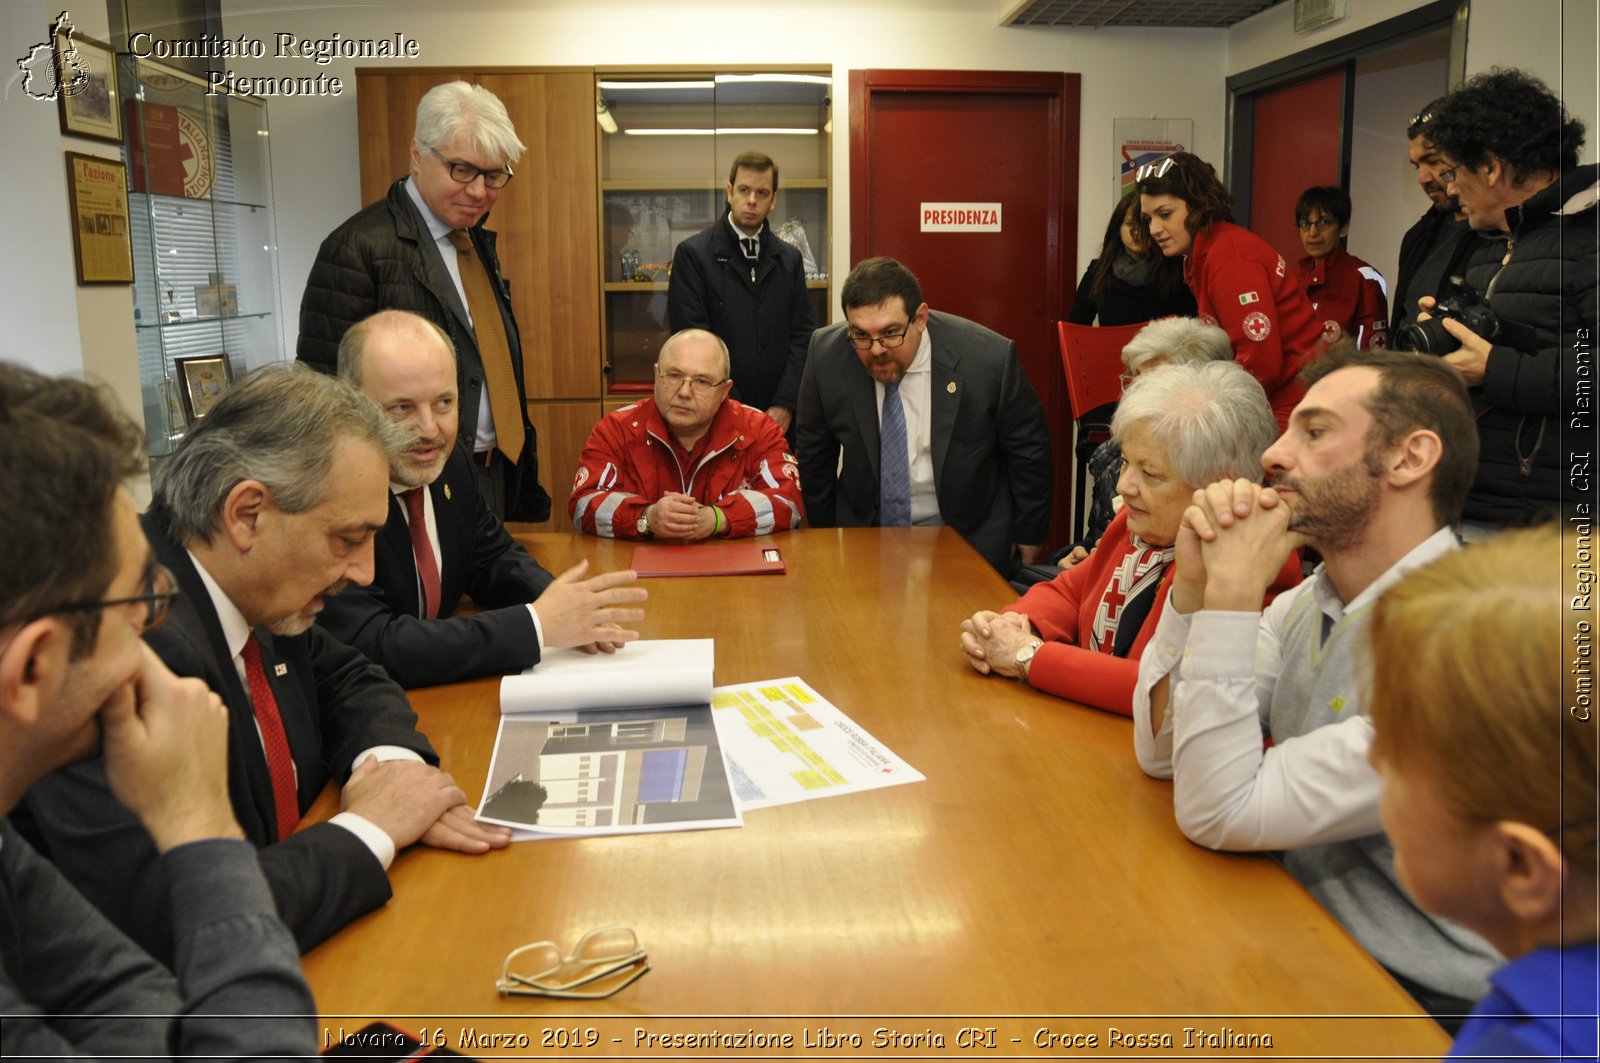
64, 152, 134, 284
56, 31, 122, 143
174, 354, 233, 422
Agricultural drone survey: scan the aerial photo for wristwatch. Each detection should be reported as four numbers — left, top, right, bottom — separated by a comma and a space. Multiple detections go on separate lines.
1014, 638, 1044, 680
636, 511, 652, 538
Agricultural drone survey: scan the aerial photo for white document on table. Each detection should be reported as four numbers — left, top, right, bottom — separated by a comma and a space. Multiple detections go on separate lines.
710, 677, 924, 811
498, 639, 714, 714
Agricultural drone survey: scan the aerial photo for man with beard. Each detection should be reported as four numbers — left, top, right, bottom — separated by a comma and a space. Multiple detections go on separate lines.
24, 367, 506, 962
1391, 100, 1474, 334
1131, 346, 1499, 1024
325, 311, 646, 687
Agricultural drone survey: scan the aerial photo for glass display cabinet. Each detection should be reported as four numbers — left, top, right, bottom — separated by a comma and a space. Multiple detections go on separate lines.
120, 54, 281, 455
596, 69, 831, 394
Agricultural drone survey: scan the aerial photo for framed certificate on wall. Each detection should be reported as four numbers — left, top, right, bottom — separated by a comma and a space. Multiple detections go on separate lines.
64, 151, 134, 284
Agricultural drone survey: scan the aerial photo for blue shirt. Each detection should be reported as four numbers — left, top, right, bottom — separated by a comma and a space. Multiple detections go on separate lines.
1449, 943, 1600, 1061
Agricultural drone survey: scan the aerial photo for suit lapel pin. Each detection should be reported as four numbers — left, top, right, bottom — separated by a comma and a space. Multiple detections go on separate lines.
444, 484, 452, 501
946, 382, 957, 394
274, 663, 288, 677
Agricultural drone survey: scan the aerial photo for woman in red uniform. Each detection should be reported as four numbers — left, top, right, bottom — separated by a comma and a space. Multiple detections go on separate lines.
1136, 153, 1324, 428
1293, 185, 1390, 350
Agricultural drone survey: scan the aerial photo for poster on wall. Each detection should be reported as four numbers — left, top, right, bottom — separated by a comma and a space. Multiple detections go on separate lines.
1113, 118, 1194, 200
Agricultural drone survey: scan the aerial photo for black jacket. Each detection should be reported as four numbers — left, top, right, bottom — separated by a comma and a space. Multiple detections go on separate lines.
1065, 258, 1196, 327
667, 210, 815, 413
319, 443, 556, 688
296, 179, 550, 522
1460, 163, 1598, 526
1391, 207, 1469, 334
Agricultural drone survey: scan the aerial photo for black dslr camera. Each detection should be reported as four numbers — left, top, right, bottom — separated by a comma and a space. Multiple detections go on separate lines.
1393, 275, 1499, 354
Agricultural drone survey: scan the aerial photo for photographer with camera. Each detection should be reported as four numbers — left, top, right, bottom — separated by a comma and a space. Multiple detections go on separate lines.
1415, 68, 1597, 536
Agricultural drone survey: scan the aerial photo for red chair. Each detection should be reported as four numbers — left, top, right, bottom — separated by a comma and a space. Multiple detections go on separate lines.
1056, 319, 1149, 543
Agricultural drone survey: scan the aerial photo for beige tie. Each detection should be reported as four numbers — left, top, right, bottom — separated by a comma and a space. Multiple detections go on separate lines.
446, 229, 525, 464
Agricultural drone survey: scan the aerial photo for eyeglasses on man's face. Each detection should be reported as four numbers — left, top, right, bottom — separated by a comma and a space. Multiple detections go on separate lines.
497, 926, 650, 1000
1296, 216, 1340, 232
1435, 163, 1461, 185
1, 563, 180, 656
656, 367, 730, 397
428, 146, 513, 189
846, 323, 914, 351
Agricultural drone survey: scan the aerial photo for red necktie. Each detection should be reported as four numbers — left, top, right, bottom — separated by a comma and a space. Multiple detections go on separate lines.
241, 635, 299, 842
402, 487, 441, 619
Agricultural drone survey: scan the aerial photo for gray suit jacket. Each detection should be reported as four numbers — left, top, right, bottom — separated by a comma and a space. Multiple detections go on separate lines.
795, 310, 1052, 575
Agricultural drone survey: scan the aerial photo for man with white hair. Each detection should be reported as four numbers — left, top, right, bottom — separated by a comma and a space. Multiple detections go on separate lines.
298, 80, 547, 523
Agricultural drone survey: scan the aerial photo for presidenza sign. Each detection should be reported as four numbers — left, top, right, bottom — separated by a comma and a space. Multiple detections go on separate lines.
919, 203, 1002, 233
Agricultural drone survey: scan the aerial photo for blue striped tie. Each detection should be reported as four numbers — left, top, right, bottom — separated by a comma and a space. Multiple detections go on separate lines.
880, 379, 911, 526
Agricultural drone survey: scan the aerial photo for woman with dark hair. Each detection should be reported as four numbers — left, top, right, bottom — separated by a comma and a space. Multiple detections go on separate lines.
1293, 185, 1389, 350
1066, 189, 1196, 326
1135, 153, 1324, 428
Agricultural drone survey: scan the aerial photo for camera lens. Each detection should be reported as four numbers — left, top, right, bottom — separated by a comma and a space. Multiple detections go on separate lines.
1393, 317, 1461, 354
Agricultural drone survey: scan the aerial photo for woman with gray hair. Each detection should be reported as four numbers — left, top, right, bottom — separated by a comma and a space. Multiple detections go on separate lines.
1031, 317, 1234, 577
960, 360, 1299, 716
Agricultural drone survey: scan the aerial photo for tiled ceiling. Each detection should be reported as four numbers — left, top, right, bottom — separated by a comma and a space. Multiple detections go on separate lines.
1004, 0, 1284, 28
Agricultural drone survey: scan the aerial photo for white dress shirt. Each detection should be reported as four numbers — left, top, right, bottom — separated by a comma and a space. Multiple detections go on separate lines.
1130, 526, 1458, 850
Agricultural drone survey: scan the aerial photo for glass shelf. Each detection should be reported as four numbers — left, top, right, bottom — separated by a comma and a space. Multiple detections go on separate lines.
121, 53, 281, 455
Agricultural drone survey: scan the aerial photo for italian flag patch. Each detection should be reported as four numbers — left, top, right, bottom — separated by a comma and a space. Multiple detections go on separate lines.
1239, 291, 1261, 305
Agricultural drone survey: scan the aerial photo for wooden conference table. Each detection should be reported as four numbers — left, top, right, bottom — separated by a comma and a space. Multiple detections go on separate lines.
302, 527, 1449, 1059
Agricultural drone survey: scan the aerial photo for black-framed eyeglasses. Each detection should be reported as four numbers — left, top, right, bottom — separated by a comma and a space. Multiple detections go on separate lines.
656, 367, 730, 396
846, 324, 914, 351
1436, 164, 1461, 185
1296, 216, 1340, 232
3, 563, 179, 650
428, 146, 513, 189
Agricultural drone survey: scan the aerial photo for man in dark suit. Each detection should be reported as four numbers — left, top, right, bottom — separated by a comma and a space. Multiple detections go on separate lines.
795, 257, 1052, 577
323, 311, 646, 688
1, 364, 316, 1056
23, 368, 508, 962
297, 80, 548, 523
668, 151, 814, 434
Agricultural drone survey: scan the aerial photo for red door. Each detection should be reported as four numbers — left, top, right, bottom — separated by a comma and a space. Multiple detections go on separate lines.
850, 70, 1080, 548
1248, 68, 1347, 263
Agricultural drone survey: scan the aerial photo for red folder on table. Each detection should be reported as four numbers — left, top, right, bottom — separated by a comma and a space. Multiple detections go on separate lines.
629, 543, 786, 577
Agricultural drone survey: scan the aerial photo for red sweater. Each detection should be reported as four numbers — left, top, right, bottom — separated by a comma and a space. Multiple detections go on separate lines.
1003, 509, 1301, 716
1294, 246, 1390, 350
1185, 221, 1325, 429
